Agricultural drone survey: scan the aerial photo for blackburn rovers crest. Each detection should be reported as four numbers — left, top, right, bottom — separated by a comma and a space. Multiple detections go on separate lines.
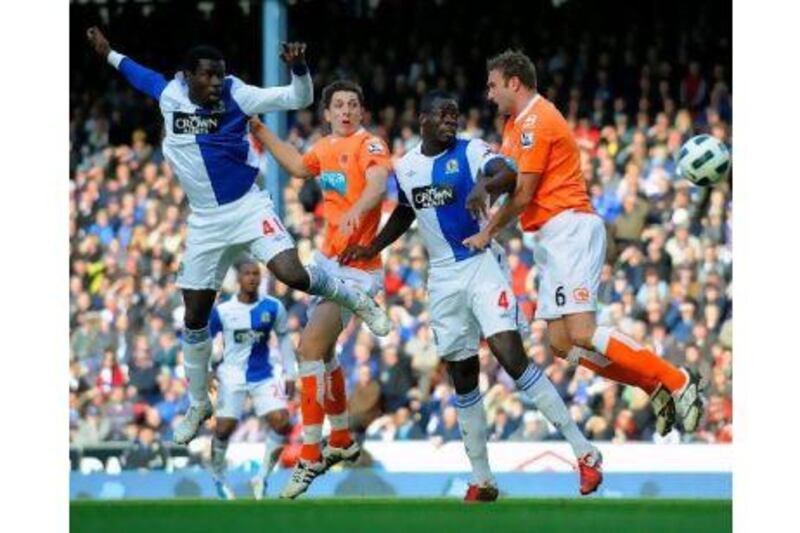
445, 158, 459, 174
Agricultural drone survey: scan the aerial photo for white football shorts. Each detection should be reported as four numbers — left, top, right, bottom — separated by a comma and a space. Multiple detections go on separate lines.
177, 190, 295, 291
428, 250, 520, 362
531, 209, 606, 320
215, 376, 287, 420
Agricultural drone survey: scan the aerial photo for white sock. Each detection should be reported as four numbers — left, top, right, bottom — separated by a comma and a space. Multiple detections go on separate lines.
515, 364, 595, 459
454, 387, 494, 485
306, 265, 361, 311
211, 435, 229, 482
258, 429, 288, 479
183, 326, 211, 406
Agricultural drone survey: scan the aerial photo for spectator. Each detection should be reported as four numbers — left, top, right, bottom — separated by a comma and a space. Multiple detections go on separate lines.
379, 345, 414, 412
121, 426, 170, 470
349, 364, 383, 434
430, 405, 461, 444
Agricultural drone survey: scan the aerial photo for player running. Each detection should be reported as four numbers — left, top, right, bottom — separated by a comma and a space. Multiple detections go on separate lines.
86, 28, 391, 447
340, 90, 603, 499
208, 258, 296, 500
463, 50, 703, 433
248, 80, 392, 499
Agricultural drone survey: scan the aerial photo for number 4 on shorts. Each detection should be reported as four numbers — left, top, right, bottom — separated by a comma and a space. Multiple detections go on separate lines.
498, 290, 509, 309
263, 217, 286, 236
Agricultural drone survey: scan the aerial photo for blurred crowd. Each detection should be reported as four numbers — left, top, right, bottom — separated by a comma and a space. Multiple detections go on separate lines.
69, 0, 732, 468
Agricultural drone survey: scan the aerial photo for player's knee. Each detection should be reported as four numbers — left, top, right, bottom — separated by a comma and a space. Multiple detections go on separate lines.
549, 343, 570, 360
268, 253, 309, 290
184, 308, 210, 331
278, 268, 310, 291
568, 331, 595, 351
447, 357, 480, 395
296, 339, 317, 362
487, 331, 528, 380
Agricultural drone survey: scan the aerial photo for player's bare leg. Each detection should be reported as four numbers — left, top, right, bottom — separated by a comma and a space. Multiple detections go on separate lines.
267, 249, 390, 336
563, 312, 704, 433
210, 417, 238, 500
252, 409, 292, 500
446, 356, 498, 502
486, 330, 602, 495
548, 318, 677, 436
281, 302, 349, 498
174, 289, 217, 445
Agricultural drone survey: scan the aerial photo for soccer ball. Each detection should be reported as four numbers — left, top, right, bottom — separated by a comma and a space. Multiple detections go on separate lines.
676, 134, 731, 186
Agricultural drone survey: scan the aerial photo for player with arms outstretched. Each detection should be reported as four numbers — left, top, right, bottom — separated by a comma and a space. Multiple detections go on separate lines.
86, 28, 390, 447
463, 50, 703, 433
249, 80, 392, 498
208, 258, 296, 500
341, 90, 603, 499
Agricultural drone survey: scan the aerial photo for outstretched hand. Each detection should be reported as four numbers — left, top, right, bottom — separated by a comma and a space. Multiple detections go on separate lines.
280, 42, 307, 66
462, 229, 492, 251
86, 26, 111, 58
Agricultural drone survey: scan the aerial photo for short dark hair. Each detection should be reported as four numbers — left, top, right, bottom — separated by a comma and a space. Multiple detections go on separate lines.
184, 45, 225, 72
321, 80, 365, 109
486, 50, 537, 89
234, 256, 258, 273
420, 89, 457, 114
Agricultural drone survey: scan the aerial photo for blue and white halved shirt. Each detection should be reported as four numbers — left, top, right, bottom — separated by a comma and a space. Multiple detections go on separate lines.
108, 51, 313, 212
209, 295, 294, 385
393, 138, 502, 268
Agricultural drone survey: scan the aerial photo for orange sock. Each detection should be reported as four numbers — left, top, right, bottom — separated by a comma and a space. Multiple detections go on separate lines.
325, 362, 353, 449
299, 364, 325, 462
592, 327, 687, 393
578, 358, 659, 395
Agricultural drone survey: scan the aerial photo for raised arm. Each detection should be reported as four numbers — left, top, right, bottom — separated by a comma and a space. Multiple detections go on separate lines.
86, 27, 167, 100
249, 116, 313, 178
232, 43, 313, 114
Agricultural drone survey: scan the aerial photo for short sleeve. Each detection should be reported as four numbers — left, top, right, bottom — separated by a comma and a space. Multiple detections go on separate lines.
208, 307, 222, 337
301, 144, 321, 176
358, 136, 393, 174
516, 123, 552, 175
272, 301, 289, 336
466, 139, 501, 180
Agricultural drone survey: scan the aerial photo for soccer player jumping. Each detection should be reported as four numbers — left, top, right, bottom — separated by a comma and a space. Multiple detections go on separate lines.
86, 28, 390, 447
342, 90, 603, 499
249, 81, 392, 498
463, 50, 703, 434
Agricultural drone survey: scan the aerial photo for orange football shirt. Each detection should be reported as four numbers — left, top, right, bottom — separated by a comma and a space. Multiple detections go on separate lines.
500, 94, 593, 231
302, 129, 392, 271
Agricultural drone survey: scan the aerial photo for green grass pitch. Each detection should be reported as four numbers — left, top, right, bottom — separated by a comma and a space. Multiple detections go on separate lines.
71, 498, 732, 533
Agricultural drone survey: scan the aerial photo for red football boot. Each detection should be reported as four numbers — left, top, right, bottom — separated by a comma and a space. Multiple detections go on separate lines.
578, 450, 603, 495
464, 482, 499, 502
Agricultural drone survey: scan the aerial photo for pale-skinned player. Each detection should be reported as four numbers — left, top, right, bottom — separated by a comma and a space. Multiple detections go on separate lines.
249, 80, 392, 498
